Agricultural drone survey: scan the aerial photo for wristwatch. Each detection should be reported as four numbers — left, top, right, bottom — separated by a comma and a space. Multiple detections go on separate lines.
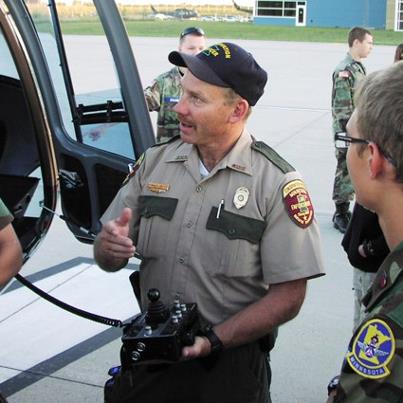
202, 325, 224, 355
327, 375, 340, 395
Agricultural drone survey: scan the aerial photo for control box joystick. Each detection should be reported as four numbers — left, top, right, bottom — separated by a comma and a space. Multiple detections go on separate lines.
145, 289, 169, 326
120, 289, 199, 368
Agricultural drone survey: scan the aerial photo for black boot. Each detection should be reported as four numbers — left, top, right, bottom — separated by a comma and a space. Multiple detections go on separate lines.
332, 202, 351, 233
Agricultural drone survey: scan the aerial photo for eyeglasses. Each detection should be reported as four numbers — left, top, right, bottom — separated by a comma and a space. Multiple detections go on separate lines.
334, 133, 396, 166
180, 27, 205, 39
334, 133, 369, 148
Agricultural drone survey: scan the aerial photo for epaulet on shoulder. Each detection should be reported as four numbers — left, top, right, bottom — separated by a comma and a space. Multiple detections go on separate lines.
151, 134, 181, 148
251, 141, 295, 174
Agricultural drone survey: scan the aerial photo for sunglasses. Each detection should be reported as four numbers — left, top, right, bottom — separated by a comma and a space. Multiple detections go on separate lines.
180, 27, 205, 39
334, 133, 397, 166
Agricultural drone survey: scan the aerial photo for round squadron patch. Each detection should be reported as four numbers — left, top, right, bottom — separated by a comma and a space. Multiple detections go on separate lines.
346, 318, 395, 379
282, 180, 314, 228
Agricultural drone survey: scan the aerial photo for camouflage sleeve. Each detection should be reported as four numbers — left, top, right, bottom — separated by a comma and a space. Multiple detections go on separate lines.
334, 316, 403, 402
0, 198, 12, 230
144, 79, 162, 112
332, 73, 354, 133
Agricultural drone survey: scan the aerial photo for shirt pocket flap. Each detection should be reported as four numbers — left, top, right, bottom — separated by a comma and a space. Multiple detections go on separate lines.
206, 208, 266, 244
139, 195, 178, 221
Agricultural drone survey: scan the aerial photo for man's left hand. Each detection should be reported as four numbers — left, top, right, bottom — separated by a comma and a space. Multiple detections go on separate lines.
182, 336, 211, 360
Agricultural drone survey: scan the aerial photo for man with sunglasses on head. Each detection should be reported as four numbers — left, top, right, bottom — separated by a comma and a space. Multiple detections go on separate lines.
331, 26, 373, 233
144, 27, 206, 143
327, 61, 403, 402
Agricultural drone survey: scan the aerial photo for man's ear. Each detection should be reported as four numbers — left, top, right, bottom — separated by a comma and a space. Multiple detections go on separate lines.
229, 99, 249, 123
368, 143, 386, 179
352, 38, 360, 48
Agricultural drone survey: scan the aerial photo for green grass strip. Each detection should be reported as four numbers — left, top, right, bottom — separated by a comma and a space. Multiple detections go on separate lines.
50, 19, 403, 46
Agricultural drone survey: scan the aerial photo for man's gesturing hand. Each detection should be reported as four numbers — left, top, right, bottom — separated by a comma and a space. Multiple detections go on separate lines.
97, 208, 135, 263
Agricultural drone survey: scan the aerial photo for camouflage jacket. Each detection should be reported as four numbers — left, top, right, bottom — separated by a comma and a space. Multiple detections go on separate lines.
144, 67, 182, 142
0, 197, 12, 230
331, 53, 366, 135
334, 242, 403, 402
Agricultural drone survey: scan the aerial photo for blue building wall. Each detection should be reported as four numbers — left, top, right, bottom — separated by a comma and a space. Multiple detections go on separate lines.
307, 0, 386, 28
254, 0, 387, 28
254, 16, 295, 26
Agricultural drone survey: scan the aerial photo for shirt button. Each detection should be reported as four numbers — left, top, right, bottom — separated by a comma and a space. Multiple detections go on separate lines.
196, 185, 202, 192
186, 221, 193, 228
228, 229, 236, 235
178, 257, 185, 264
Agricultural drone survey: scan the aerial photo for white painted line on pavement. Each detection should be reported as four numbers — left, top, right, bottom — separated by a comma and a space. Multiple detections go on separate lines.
0, 262, 139, 384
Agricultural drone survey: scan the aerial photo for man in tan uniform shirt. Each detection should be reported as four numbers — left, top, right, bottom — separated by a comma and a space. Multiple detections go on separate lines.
95, 42, 325, 403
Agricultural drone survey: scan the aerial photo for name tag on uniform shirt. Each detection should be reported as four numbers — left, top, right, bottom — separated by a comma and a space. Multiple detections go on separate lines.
163, 97, 179, 104
147, 182, 170, 193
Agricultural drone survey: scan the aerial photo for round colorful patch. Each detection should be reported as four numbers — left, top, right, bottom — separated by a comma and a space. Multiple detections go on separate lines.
346, 318, 395, 379
282, 179, 314, 228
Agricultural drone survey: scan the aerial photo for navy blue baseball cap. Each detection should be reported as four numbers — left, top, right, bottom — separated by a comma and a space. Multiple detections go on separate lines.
168, 42, 267, 106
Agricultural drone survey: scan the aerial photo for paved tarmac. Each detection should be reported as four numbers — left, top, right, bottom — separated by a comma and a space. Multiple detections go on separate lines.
0, 36, 396, 402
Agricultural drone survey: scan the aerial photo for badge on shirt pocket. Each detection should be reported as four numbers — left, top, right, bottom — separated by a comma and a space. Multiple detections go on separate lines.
233, 187, 249, 209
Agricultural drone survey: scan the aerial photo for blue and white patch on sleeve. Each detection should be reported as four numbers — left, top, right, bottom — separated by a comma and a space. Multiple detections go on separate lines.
346, 318, 395, 379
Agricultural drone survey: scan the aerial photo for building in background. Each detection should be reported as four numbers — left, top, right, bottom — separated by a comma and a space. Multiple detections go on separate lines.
33, 0, 403, 31
253, 0, 403, 31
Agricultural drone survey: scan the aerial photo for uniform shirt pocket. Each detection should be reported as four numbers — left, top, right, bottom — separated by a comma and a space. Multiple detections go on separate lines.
206, 208, 266, 277
136, 195, 178, 258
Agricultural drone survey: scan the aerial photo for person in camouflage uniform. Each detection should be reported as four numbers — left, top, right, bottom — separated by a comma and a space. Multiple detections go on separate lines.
144, 27, 206, 143
0, 198, 22, 402
331, 27, 373, 233
327, 61, 403, 403
0, 197, 22, 286
393, 43, 403, 63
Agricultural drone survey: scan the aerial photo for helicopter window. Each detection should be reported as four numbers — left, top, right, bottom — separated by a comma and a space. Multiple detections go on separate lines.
24, 1, 135, 160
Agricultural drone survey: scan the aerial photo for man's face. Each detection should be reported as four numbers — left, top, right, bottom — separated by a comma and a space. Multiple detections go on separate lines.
173, 71, 237, 147
179, 34, 206, 56
355, 34, 374, 59
346, 111, 371, 207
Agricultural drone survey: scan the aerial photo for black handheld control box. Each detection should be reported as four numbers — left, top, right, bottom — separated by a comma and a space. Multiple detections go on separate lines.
120, 289, 199, 368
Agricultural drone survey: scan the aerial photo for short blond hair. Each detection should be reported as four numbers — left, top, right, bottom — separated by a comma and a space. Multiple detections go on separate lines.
355, 62, 403, 183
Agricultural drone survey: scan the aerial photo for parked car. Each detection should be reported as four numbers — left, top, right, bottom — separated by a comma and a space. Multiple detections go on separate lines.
0, 0, 155, 262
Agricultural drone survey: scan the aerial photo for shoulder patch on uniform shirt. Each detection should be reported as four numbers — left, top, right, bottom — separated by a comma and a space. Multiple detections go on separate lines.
122, 153, 145, 186
346, 318, 395, 379
282, 180, 314, 228
251, 141, 295, 173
